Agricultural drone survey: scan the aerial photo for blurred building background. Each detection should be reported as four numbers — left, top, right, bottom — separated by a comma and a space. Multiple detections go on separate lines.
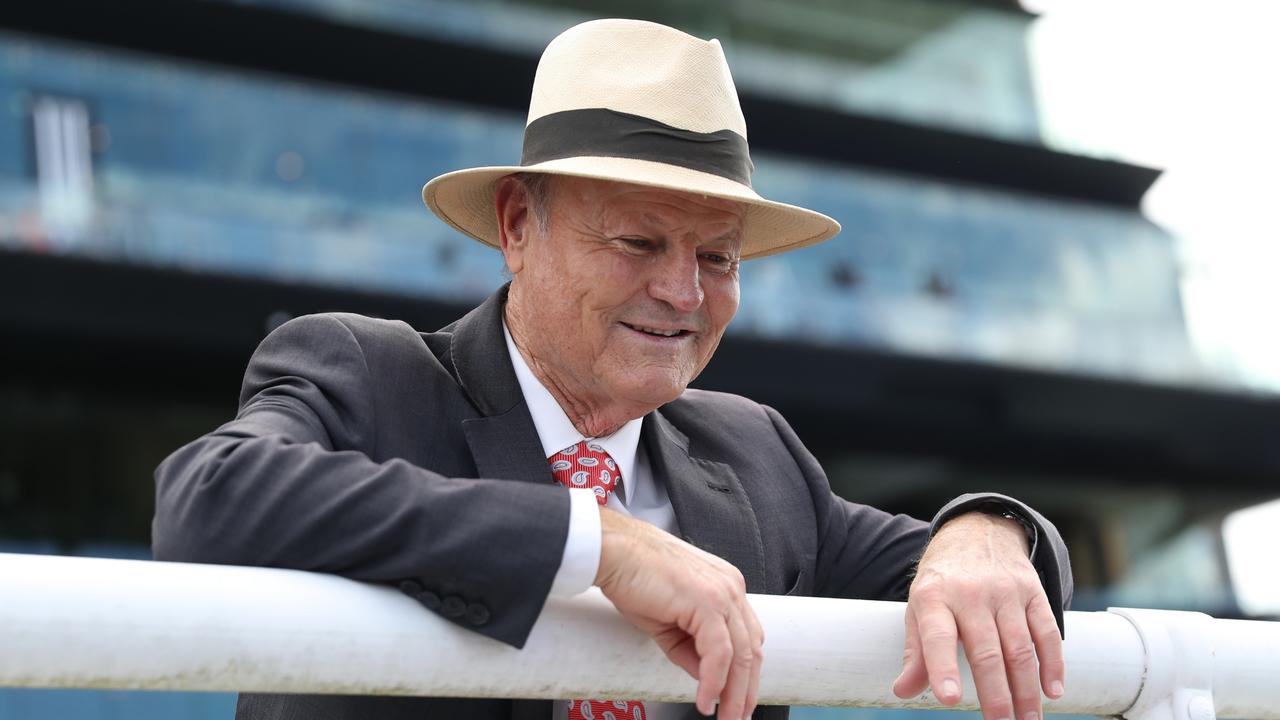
0, 0, 1277, 717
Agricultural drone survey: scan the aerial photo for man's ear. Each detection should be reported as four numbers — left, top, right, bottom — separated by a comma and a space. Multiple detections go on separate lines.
495, 175, 532, 274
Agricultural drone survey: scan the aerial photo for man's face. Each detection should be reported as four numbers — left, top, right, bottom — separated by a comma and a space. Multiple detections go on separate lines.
504, 176, 744, 414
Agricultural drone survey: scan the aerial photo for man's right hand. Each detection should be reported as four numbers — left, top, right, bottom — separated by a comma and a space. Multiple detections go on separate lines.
595, 508, 764, 720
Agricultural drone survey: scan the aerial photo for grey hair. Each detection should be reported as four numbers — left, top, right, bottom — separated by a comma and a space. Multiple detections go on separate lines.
513, 171, 554, 236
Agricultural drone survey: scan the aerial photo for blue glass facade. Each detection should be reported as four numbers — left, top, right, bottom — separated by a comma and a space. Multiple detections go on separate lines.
0, 32, 1201, 390
207, 0, 1050, 148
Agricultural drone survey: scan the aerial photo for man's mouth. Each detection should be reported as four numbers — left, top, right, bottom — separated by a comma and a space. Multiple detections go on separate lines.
620, 322, 691, 338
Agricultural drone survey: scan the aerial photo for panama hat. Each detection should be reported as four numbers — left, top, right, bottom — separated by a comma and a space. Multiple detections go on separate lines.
422, 18, 840, 260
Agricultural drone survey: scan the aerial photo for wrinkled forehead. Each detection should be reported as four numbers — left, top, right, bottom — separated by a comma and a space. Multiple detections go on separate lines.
554, 176, 746, 245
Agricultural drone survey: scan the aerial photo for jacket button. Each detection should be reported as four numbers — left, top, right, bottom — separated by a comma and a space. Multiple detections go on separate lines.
398, 579, 424, 596
466, 603, 491, 627
442, 595, 467, 618
419, 590, 442, 612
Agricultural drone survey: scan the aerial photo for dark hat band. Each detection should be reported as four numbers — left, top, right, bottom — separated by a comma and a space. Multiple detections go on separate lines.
521, 108, 754, 187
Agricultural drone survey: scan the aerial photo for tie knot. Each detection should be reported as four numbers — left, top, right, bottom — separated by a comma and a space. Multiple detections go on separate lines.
548, 441, 620, 505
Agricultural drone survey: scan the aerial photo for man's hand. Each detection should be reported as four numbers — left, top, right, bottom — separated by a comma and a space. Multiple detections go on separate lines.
596, 508, 764, 720
892, 511, 1065, 720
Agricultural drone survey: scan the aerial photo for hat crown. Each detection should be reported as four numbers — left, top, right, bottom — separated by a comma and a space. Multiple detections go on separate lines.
526, 19, 747, 139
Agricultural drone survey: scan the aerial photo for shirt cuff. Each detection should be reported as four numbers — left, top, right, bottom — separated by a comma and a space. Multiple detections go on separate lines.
548, 488, 602, 597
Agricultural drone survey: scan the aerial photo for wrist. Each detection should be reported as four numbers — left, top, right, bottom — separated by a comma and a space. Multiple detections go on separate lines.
971, 502, 1036, 557
936, 511, 1031, 556
596, 506, 628, 587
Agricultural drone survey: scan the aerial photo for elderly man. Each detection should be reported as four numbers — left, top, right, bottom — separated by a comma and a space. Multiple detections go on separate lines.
153, 18, 1071, 720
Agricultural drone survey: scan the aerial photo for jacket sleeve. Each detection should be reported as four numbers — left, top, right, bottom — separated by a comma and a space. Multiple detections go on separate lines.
763, 405, 1073, 635
152, 313, 571, 648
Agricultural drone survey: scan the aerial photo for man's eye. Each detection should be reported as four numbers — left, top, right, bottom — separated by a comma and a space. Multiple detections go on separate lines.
621, 237, 654, 250
701, 253, 736, 272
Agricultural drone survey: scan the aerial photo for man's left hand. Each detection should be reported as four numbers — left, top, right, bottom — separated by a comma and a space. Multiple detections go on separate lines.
892, 511, 1066, 720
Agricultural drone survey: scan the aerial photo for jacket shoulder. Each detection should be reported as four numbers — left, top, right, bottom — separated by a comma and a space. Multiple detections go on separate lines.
662, 389, 784, 452
666, 387, 770, 419
299, 312, 422, 342
276, 312, 450, 365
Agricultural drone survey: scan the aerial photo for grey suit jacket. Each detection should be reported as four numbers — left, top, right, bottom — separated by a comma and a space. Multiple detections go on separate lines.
153, 287, 1072, 720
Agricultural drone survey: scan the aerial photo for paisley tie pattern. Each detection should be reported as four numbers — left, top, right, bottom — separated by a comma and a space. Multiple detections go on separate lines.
567, 699, 647, 720
548, 440, 621, 506
548, 441, 646, 720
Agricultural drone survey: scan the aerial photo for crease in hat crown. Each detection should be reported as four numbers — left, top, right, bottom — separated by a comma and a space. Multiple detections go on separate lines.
420, 17, 841, 260
526, 19, 748, 139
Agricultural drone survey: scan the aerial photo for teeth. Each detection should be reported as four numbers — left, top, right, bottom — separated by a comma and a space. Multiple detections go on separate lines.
628, 324, 682, 337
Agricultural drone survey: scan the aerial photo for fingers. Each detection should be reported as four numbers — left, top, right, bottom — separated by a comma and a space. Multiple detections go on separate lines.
652, 627, 702, 680
1027, 594, 1065, 699
892, 604, 930, 698
958, 612, 1015, 720
962, 603, 1057, 720
714, 603, 754, 720
743, 606, 765, 718
683, 581, 762, 720
594, 514, 764, 717
689, 599, 762, 719
692, 606, 734, 716
996, 604, 1042, 720
903, 511, 1064, 719
911, 592, 963, 706
906, 591, 1061, 720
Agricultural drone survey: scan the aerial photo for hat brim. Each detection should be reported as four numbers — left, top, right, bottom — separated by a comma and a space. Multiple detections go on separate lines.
422, 156, 840, 260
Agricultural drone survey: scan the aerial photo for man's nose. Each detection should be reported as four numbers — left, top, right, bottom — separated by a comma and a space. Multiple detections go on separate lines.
647, 250, 704, 314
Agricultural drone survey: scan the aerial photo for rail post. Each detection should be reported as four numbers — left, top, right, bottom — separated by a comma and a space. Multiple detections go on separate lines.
1110, 608, 1217, 720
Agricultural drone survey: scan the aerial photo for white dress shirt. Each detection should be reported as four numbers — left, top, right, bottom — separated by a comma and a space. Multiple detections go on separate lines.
503, 323, 685, 720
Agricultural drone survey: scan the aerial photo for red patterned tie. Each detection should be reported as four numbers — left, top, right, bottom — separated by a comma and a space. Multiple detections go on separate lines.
549, 441, 647, 720
566, 699, 647, 720
548, 440, 621, 506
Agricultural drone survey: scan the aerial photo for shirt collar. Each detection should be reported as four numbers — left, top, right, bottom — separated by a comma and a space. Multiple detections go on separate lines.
502, 320, 642, 486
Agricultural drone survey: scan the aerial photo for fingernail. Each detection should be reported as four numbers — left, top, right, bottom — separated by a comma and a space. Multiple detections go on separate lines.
1025, 713, 1040, 720
941, 679, 959, 699
1051, 680, 1064, 697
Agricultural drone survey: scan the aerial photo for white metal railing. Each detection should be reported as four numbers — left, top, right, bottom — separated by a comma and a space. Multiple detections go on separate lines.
1, 553, 1277, 719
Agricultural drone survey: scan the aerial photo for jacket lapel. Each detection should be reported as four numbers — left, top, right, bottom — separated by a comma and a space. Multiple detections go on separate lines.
462, 406, 553, 485
452, 286, 553, 486
644, 410, 767, 594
